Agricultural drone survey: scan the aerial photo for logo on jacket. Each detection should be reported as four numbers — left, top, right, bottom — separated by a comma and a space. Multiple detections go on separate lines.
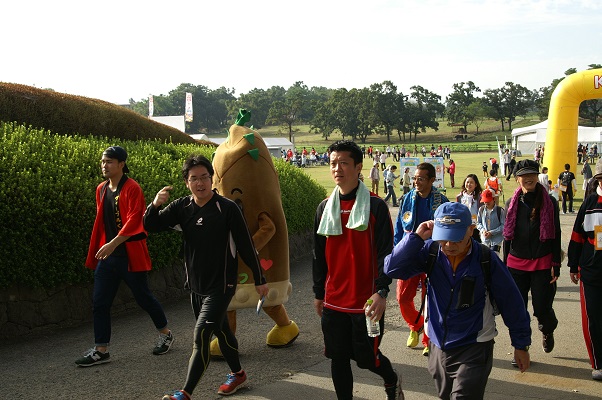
402, 211, 412, 223
196, 217, 203, 226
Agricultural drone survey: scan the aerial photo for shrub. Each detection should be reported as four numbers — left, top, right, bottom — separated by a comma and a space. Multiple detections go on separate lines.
0, 83, 196, 144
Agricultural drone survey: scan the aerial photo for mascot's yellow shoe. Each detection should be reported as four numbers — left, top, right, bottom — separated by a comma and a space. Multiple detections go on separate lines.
266, 320, 299, 348
210, 337, 223, 358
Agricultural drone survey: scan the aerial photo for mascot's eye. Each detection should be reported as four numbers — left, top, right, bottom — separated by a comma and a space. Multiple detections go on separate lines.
234, 198, 243, 212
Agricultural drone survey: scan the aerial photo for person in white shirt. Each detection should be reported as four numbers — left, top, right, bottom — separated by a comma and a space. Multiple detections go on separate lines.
538, 167, 550, 192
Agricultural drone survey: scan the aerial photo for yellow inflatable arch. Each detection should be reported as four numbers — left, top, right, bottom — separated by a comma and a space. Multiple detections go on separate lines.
545, 68, 602, 182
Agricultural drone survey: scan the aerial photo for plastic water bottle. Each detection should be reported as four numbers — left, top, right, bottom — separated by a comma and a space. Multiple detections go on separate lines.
365, 299, 380, 337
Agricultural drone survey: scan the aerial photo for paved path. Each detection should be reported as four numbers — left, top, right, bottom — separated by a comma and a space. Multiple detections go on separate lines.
2, 212, 600, 399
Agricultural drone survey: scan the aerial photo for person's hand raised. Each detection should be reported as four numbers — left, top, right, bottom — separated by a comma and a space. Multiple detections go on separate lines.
416, 220, 434, 241
153, 186, 173, 207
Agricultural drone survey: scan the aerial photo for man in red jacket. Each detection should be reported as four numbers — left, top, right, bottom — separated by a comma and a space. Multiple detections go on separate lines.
76, 146, 173, 367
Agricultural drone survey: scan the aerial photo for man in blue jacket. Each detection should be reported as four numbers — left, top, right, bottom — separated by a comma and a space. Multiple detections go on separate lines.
385, 202, 531, 399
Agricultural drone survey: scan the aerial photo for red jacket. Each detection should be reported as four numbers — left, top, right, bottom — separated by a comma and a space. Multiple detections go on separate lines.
85, 177, 151, 272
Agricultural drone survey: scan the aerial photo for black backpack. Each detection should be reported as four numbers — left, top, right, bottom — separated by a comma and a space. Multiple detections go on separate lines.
415, 241, 499, 324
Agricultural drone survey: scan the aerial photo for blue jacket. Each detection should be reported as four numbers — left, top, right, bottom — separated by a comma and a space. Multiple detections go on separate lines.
384, 233, 531, 351
394, 187, 448, 244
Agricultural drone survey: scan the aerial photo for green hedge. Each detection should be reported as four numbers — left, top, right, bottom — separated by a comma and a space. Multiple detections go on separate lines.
0, 122, 325, 288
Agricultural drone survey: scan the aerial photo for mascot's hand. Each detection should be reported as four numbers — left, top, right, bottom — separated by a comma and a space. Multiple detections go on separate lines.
153, 186, 173, 207
255, 283, 269, 298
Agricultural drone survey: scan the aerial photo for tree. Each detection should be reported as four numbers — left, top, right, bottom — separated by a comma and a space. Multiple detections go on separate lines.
407, 85, 443, 139
501, 82, 532, 131
445, 81, 481, 132
482, 88, 506, 130
466, 100, 494, 134
333, 88, 362, 141
370, 81, 399, 142
356, 88, 378, 144
266, 81, 310, 142
532, 86, 552, 121
310, 90, 338, 140
483, 83, 532, 131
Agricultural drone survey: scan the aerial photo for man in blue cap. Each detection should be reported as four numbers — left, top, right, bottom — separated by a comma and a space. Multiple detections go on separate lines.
385, 202, 531, 399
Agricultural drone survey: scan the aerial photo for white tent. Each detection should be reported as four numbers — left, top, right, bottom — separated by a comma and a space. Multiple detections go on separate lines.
149, 115, 185, 132
511, 120, 602, 155
189, 133, 210, 141
203, 136, 294, 158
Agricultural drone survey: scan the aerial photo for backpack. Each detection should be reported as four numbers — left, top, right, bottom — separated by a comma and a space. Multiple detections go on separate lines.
560, 171, 572, 186
487, 178, 499, 193
478, 204, 502, 222
415, 242, 499, 324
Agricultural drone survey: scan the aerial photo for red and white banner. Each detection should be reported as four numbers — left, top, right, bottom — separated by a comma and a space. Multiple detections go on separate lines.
185, 92, 193, 122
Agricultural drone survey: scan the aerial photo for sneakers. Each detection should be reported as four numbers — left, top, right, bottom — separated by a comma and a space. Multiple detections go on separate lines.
162, 390, 191, 400
384, 370, 405, 400
422, 346, 430, 357
218, 370, 247, 395
406, 327, 423, 348
75, 348, 110, 367
542, 333, 555, 353
153, 331, 175, 355
592, 369, 602, 381
511, 358, 519, 368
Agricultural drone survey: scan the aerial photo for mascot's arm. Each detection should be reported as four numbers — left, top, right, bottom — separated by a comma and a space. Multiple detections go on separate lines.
253, 212, 276, 252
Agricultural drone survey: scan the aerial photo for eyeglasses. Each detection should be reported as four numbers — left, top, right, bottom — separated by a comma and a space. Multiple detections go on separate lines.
187, 174, 212, 184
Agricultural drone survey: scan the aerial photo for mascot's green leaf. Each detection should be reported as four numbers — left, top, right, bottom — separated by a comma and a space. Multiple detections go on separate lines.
235, 109, 251, 126
243, 133, 255, 145
247, 148, 259, 161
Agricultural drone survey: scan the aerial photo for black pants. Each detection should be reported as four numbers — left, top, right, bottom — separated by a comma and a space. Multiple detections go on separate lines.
183, 289, 240, 394
322, 308, 397, 399
509, 268, 558, 334
561, 188, 574, 213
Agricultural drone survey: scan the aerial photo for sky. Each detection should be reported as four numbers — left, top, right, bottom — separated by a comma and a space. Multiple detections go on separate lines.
1, 0, 599, 105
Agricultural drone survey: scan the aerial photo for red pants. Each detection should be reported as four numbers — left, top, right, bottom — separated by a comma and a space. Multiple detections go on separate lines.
396, 275, 429, 346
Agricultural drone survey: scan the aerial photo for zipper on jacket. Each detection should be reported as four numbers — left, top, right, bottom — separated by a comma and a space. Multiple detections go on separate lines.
441, 271, 456, 351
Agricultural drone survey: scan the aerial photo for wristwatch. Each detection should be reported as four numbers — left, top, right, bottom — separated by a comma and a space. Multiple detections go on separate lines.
515, 345, 530, 351
377, 289, 389, 299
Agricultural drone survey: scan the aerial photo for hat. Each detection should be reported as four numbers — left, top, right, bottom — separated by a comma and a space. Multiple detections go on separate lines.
481, 189, 494, 203
432, 203, 473, 242
514, 159, 539, 176
594, 158, 602, 179
103, 146, 129, 173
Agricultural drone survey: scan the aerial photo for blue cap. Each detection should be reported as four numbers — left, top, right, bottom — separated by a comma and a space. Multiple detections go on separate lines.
432, 202, 473, 242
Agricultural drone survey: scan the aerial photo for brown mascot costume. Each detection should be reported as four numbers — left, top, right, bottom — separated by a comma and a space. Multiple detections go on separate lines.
210, 109, 299, 354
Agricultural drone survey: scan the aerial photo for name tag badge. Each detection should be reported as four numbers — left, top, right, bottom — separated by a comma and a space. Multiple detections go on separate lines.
595, 225, 602, 250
